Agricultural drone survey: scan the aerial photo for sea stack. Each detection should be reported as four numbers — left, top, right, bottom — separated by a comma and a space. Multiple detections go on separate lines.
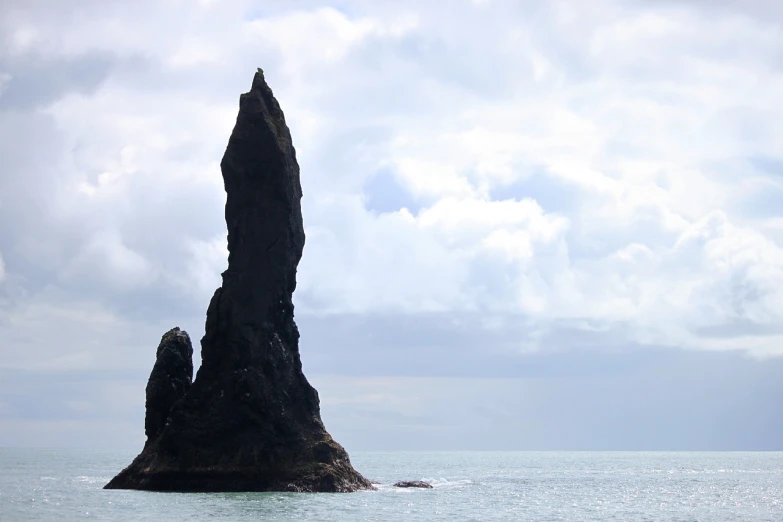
105, 69, 373, 492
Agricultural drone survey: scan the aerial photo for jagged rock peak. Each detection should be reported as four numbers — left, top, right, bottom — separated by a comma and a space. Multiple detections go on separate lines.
104, 70, 372, 493
144, 327, 193, 444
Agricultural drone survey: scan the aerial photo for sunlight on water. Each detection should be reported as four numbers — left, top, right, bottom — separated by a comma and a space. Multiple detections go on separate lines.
1, 449, 781, 521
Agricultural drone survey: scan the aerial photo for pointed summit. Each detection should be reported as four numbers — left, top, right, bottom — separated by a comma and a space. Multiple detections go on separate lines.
105, 70, 372, 493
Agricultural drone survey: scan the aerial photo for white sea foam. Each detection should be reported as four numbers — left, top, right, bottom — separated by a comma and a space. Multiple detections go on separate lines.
422, 478, 474, 488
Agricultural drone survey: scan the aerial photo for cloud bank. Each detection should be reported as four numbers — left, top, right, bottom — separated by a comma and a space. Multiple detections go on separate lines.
1, 0, 782, 449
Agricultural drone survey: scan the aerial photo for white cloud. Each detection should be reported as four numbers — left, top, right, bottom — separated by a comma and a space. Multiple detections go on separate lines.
0, 72, 11, 95
2, 0, 783, 454
0, 294, 152, 372
244, 8, 378, 73
61, 228, 156, 291
168, 38, 221, 68
1, 0, 783, 377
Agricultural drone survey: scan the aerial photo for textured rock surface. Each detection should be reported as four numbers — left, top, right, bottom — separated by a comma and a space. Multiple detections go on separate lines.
393, 481, 434, 489
105, 69, 372, 493
144, 328, 193, 444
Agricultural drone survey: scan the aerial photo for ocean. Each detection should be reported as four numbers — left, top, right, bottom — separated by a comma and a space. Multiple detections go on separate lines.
1, 449, 781, 521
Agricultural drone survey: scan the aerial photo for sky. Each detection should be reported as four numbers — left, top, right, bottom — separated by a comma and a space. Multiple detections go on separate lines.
1, 0, 782, 450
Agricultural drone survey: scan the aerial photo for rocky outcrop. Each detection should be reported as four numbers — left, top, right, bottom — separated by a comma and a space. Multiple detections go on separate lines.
143, 328, 193, 444
105, 69, 372, 493
393, 481, 434, 489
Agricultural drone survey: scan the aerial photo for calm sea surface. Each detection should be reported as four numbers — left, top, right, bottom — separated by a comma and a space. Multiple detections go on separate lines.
1, 449, 781, 521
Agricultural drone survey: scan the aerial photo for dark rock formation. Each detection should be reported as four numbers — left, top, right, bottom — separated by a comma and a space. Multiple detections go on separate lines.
105, 69, 373, 493
144, 328, 193, 444
393, 481, 433, 489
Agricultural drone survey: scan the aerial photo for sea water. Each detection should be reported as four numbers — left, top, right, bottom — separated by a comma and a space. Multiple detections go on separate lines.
1, 449, 781, 521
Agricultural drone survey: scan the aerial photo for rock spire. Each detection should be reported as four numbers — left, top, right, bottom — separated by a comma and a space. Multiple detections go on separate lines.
105, 69, 372, 492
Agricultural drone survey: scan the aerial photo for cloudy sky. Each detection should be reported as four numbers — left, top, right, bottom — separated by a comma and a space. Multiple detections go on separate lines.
1, 0, 782, 450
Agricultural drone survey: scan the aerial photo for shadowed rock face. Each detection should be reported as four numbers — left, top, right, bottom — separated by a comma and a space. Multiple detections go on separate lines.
144, 328, 193, 444
105, 69, 373, 493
